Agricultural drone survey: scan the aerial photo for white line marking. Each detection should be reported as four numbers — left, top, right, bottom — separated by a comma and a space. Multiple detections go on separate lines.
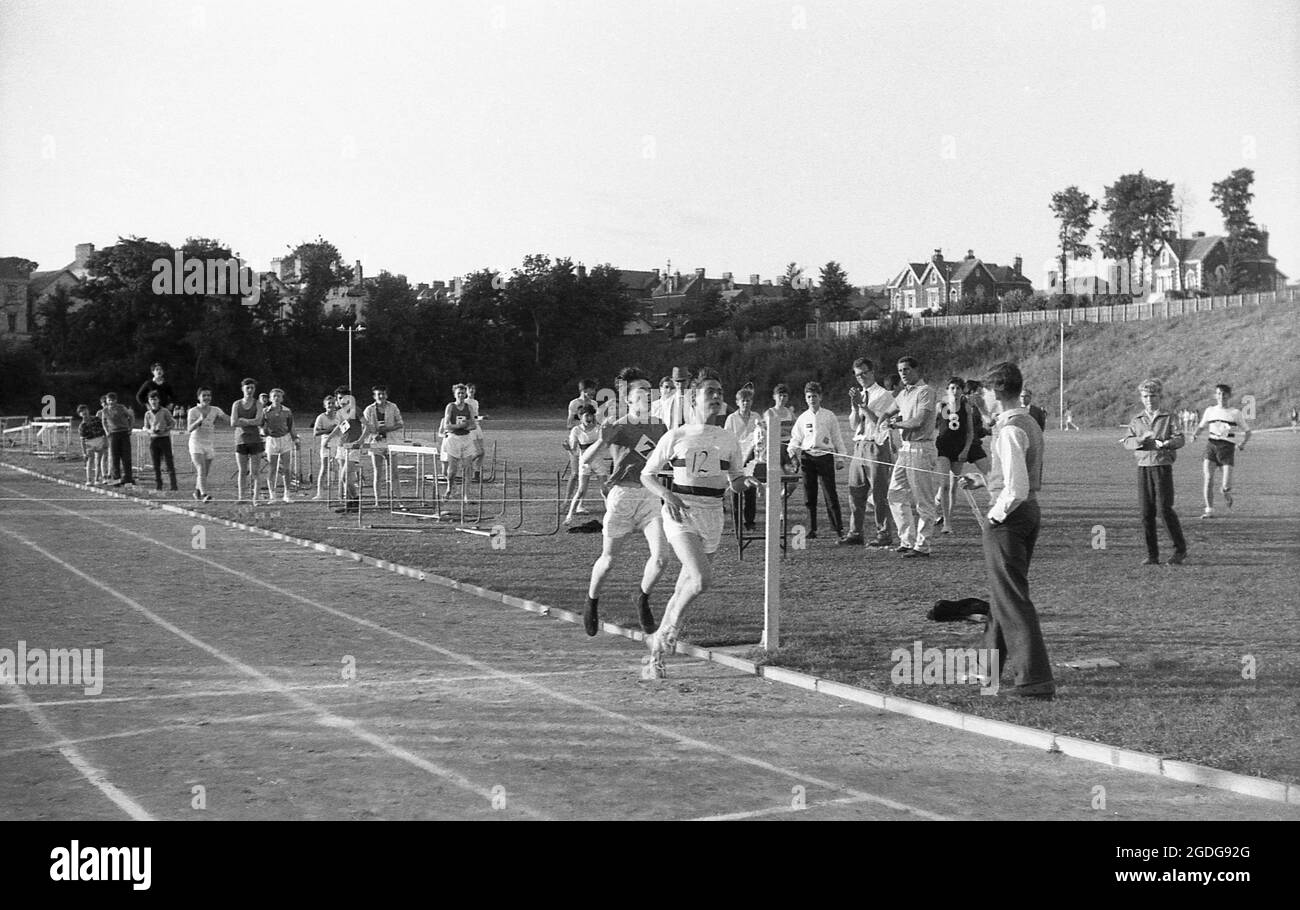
694, 793, 883, 821
0, 667, 632, 711
1, 685, 155, 820
0, 521, 547, 820
4, 484, 950, 821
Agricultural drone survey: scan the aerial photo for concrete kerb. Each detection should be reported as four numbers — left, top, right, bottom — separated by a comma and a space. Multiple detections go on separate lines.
2, 458, 1295, 807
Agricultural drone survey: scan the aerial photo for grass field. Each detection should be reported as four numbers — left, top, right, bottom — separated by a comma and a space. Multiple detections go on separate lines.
4, 414, 1298, 785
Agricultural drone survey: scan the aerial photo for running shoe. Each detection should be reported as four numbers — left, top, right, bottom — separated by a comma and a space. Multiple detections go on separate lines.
202, 494, 212, 502
640, 653, 666, 680
583, 597, 599, 636
192, 490, 201, 501
1222, 488, 1233, 508
1200, 508, 1215, 519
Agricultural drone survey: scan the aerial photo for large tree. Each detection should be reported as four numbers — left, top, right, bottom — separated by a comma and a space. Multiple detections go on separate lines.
1133, 174, 1175, 292
817, 261, 855, 320
779, 262, 813, 331
1209, 168, 1266, 292
1049, 186, 1097, 293
1099, 174, 1144, 295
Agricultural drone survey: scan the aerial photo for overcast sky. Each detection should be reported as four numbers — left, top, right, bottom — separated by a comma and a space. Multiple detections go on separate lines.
2, 0, 1296, 288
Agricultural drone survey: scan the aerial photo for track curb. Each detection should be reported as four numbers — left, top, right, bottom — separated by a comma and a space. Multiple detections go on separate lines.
3, 458, 1296, 807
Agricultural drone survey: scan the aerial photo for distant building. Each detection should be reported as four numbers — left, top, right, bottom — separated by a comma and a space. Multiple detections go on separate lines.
1153, 230, 1282, 294
891, 249, 1030, 313
0, 257, 37, 336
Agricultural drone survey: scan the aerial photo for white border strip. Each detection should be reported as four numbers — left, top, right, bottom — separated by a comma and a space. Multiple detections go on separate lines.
5, 459, 1296, 807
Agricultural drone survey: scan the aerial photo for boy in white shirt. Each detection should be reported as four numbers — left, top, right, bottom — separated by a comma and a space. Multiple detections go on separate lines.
1191, 383, 1251, 518
787, 381, 846, 540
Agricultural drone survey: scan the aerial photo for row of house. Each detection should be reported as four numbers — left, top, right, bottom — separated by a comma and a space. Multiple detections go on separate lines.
887, 249, 1032, 313
1044, 230, 1285, 298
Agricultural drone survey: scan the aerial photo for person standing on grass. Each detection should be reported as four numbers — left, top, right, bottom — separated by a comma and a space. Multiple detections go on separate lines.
764, 383, 796, 477
332, 386, 362, 509
136, 362, 177, 412
466, 382, 485, 482
363, 384, 403, 506
564, 378, 602, 504
958, 361, 1054, 701
1019, 388, 1047, 431
845, 357, 897, 548
1121, 378, 1187, 566
143, 391, 178, 493
886, 356, 939, 558
724, 387, 761, 531
100, 392, 136, 487
1063, 407, 1080, 431
564, 404, 603, 523
640, 369, 750, 679
231, 378, 265, 503
186, 388, 226, 502
934, 377, 974, 535
579, 367, 670, 636
76, 404, 108, 484
262, 387, 298, 503
441, 383, 477, 499
312, 393, 338, 501
787, 381, 846, 540
1191, 383, 1251, 519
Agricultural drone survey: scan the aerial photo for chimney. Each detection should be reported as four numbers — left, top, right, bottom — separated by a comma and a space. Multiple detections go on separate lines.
763, 279, 773, 286
417, 282, 429, 291
74, 243, 95, 267
270, 257, 283, 278
722, 271, 733, 289
749, 274, 760, 286
932, 248, 944, 264
1013, 255, 1022, 276
965, 249, 975, 260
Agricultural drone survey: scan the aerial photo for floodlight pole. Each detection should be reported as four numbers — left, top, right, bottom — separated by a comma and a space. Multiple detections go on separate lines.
339, 323, 365, 391
762, 409, 780, 651
1059, 321, 1065, 431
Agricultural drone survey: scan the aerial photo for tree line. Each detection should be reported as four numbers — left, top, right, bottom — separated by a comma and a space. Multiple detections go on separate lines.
1049, 168, 1269, 295
21, 238, 639, 413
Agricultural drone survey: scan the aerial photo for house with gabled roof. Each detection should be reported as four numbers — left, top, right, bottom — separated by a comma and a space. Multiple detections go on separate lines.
887, 261, 928, 312
0, 257, 37, 336
892, 249, 1031, 313
1152, 230, 1282, 294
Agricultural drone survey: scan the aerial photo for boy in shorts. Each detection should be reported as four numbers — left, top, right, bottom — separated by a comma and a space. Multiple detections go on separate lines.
312, 393, 338, 501
364, 384, 404, 506
441, 383, 477, 498
186, 388, 226, 502
640, 369, 752, 679
564, 403, 604, 523
578, 367, 669, 635
231, 378, 266, 503
466, 383, 485, 482
1191, 383, 1251, 518
76, 404, 108, 484
262, 387, 298, 502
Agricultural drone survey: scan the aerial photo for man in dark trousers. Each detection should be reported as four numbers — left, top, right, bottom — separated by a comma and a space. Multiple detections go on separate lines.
1019, 388, 1047, 431
959, 362, 1054, 700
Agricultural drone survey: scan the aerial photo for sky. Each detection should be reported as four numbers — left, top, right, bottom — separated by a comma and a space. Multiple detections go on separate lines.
2, 0, 1297, 289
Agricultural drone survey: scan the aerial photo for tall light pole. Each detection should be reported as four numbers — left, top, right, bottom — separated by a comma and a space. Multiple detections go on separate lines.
337, 323, 365, 390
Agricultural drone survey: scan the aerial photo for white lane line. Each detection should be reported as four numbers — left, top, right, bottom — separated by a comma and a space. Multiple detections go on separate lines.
693, 794, 884, 821
1, 685, 155, 820
0, 523, 547, 820
0, 706, 320, 758
5, 484, 950, 821
1, 667, 633, 711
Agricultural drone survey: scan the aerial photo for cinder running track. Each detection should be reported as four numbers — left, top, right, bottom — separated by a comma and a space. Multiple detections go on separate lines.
1, 468, 1294, 821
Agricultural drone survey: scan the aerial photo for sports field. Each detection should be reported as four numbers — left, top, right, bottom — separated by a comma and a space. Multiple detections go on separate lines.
1, 417, 1298, 820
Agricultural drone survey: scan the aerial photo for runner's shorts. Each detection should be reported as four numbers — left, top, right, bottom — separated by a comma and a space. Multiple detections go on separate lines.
189, 443, 215, 459
1205, 438, 1235, 467
265, 435, 294, 457
603, 484, 661, 539
442, 433, 476, 462
662, 494, 725, 554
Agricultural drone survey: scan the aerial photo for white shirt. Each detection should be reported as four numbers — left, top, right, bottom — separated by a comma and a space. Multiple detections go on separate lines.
642, 423, 742, 498
788, 407, 846, 457
850, 383, 897, 444
988, 412, 1031, 524
1196, 405, 1249, 443
724, 409, 760, 464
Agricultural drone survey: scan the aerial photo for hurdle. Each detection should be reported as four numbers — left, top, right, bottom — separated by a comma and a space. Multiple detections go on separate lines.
29, 417, 75, 458
733, 472, 801, 560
